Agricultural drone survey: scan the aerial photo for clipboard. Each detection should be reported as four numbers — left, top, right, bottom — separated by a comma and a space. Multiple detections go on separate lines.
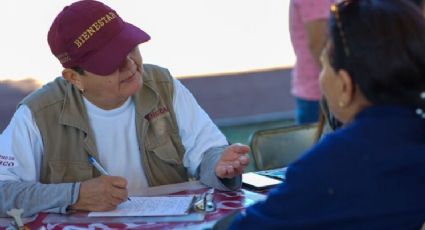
88, 195, 195, 217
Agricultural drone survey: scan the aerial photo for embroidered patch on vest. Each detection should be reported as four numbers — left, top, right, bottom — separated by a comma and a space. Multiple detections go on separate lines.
0, 154, 16, 167
145, 106, 169, 121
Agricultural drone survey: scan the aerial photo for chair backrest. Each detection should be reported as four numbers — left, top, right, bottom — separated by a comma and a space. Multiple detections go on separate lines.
249, 123, 318, 171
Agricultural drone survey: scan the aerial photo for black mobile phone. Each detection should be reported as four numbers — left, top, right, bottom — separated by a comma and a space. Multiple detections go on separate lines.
242, 172, 282, 190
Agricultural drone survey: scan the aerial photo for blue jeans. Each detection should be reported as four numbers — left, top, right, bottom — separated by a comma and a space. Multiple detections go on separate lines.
295, 98, 320, 124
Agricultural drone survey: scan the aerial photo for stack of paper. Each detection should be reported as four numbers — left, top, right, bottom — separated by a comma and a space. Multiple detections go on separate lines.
88, 195, 195, 217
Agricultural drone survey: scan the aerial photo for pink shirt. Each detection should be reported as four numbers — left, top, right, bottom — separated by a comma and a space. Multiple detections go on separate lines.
289, 0, 331, 100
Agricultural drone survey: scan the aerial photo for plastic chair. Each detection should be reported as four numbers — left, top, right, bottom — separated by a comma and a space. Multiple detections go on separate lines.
249, 123, 318, 171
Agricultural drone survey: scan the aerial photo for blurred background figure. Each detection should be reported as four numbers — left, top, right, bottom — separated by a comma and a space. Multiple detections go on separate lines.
289, 0, 332, 124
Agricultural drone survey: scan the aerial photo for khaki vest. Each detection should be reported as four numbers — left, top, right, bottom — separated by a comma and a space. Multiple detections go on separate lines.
20, 64, 188, 186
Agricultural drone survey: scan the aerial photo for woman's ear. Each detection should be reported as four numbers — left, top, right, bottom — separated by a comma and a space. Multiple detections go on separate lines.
336, 69, 355, 107
62, 69, 84, 91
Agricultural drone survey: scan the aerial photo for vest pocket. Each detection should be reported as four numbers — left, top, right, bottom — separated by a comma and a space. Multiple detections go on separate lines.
148, 137, 182, 165
46, 161, 92, 183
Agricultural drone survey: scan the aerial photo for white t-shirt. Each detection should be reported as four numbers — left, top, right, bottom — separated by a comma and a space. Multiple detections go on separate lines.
0, 78, 227, 195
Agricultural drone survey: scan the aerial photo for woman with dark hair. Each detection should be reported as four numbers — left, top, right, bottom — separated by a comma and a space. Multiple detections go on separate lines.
226, 0, 425, 229
314, 0, 425, 141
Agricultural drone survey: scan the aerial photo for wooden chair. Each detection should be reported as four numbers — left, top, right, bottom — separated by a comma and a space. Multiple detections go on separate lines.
249, 123, 318, 171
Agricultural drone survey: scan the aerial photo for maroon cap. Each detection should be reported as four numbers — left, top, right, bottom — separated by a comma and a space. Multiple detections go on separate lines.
48, 0, 150, 75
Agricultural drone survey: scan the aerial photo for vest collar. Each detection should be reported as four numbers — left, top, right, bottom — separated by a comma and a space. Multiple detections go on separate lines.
59, 79, 160, 132
59, 84, 90, 133
133, 79, 160, 119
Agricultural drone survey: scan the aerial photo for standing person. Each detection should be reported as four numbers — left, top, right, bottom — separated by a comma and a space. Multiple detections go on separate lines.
226, 0, 425, 228
289, 0, 331, 124
0, 0, 250, 217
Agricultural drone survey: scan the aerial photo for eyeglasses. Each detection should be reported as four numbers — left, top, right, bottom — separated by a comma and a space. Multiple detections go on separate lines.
330, 0, 352, 57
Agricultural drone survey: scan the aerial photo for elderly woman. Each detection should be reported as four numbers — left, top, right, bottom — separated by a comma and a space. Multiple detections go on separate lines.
227, 0, 425, 229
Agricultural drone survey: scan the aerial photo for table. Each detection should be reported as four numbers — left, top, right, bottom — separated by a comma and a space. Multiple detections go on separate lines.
1, 187, 266, 230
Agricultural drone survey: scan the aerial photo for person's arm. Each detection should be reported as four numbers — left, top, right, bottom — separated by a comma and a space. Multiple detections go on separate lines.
297, 0, 330, 67
199, 146, 242, 191
0, 181, 79, 217
227, 150, 333, 229
0, 106, 129, 216
172, 78, 248, 191
305, 19, 328, 67
227, 134, 355, 229
0, 105, 80, 217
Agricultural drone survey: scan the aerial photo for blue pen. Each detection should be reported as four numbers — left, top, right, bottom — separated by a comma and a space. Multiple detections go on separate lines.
88, 155, 131, 201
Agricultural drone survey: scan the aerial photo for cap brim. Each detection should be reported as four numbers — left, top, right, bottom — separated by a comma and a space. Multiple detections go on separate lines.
80, 23, 150, 75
